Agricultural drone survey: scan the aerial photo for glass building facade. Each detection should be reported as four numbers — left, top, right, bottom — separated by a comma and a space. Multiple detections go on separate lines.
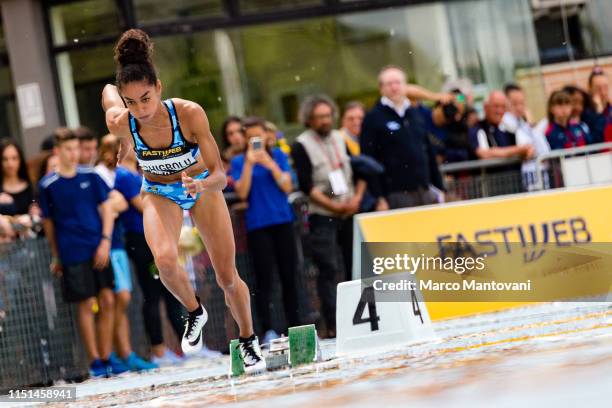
29, 0, 612, 142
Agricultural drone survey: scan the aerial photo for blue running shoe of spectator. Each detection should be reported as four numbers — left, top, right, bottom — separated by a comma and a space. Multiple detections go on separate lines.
124, 352, 159, 372
89, 359, 109, 378
108, 352, 130, 375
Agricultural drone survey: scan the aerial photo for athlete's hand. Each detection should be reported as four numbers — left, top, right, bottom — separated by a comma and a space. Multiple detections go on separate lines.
182, 171, 202, 197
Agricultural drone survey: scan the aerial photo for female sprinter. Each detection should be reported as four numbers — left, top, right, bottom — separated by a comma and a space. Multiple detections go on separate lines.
101, 29, 264, 373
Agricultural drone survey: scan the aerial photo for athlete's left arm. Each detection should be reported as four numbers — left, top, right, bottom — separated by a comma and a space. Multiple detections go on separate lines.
182, 101, 227, 193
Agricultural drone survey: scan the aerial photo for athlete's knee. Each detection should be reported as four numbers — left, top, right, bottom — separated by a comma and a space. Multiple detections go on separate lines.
216, 269, 239, 292
154, 250, 179, 276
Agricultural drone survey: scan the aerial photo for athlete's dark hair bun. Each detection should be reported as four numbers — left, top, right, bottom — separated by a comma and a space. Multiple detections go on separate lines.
114, 29, 153, 67
114, 29, 157, 87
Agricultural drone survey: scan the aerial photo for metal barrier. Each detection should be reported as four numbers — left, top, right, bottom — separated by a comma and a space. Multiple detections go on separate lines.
534, 142, 612, 190
439, 142, 612, 201
440, 157, 525, 200
0, 238, 153, 392
0, 238, 88, 392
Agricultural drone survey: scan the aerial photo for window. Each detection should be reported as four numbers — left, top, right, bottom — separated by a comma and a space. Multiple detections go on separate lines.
134, 0, 226, 24
239, 0, 323, 14
49, 0, 121, 47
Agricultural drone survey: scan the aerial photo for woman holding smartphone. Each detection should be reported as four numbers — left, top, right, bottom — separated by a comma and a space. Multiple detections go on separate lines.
231, 117, 300, 343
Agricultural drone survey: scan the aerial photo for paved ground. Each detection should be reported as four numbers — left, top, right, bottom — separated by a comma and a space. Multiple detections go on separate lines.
3, 302, 611, 407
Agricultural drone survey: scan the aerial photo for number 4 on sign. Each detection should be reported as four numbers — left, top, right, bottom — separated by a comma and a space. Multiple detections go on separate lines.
335, 280, 436, 357
352, 287, 380, 331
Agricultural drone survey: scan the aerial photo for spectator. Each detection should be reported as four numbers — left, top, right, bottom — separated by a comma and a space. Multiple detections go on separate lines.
544, 90, 590, 151
360, 65, 444, 210
231, 116, 300, 343
38, 153, 59, 183
0, 140, 35, 217
27, 133, 59, 186
563, 85, 592, 126
340, 101, 366, 156
588, 67, 611, 141
221, 116, 246, 162
115, 149, 187, 366
468, 90, 534, 160
339, 101, 381, 212
75, 126, 98, 167
264, 120, 278, 148
442, 77, 475, 106
428, 91, 476, 163
291, 95, 362, 338
267, 120, 292, 155
40, 135, 55, 153
95, 134, 157, 372
39, 129, 117, 377
502, 84, 550, 187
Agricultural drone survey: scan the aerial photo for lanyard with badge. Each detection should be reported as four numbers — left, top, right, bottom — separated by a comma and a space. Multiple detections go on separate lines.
315, 135, 349, 196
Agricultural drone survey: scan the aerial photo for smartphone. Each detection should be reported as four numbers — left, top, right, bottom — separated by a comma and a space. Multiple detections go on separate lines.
250, 136, 263, 150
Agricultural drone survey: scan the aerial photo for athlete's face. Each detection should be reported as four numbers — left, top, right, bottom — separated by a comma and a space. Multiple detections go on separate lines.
121, 79, 162, 123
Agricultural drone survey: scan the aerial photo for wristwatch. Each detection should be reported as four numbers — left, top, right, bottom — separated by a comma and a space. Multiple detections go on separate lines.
101, 235, 111, 241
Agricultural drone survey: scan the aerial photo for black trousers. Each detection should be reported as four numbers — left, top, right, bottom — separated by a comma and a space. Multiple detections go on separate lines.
125, 232, 186, 346
247, 222, 300, 334
308, 214, 353, 329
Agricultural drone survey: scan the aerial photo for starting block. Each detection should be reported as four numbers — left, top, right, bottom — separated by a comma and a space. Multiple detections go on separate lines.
229, 324, 319, 377
335, 280, 435, 357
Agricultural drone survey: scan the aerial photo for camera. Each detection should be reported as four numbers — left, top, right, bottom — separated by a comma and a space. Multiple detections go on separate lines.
250, 136, 263, 150
442, 102, 459, 123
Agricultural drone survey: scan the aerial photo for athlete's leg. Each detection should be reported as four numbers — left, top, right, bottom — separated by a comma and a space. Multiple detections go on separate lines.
142, 193, 199, 312
191, 190, 254, 338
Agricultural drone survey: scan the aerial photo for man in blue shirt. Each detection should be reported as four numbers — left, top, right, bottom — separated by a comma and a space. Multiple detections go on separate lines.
39, 129, 116, 378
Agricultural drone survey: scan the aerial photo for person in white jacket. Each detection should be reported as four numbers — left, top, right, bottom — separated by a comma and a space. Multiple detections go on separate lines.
501, 84, 550, 190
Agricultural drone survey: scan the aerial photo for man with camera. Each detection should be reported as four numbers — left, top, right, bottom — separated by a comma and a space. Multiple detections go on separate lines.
428, 91, 477, 164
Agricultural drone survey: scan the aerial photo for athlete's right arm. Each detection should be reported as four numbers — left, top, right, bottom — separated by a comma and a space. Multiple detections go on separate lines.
102, 84, 132, 162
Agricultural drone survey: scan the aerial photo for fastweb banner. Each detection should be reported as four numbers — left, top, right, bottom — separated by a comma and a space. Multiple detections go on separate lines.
353, 185, 612, 320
